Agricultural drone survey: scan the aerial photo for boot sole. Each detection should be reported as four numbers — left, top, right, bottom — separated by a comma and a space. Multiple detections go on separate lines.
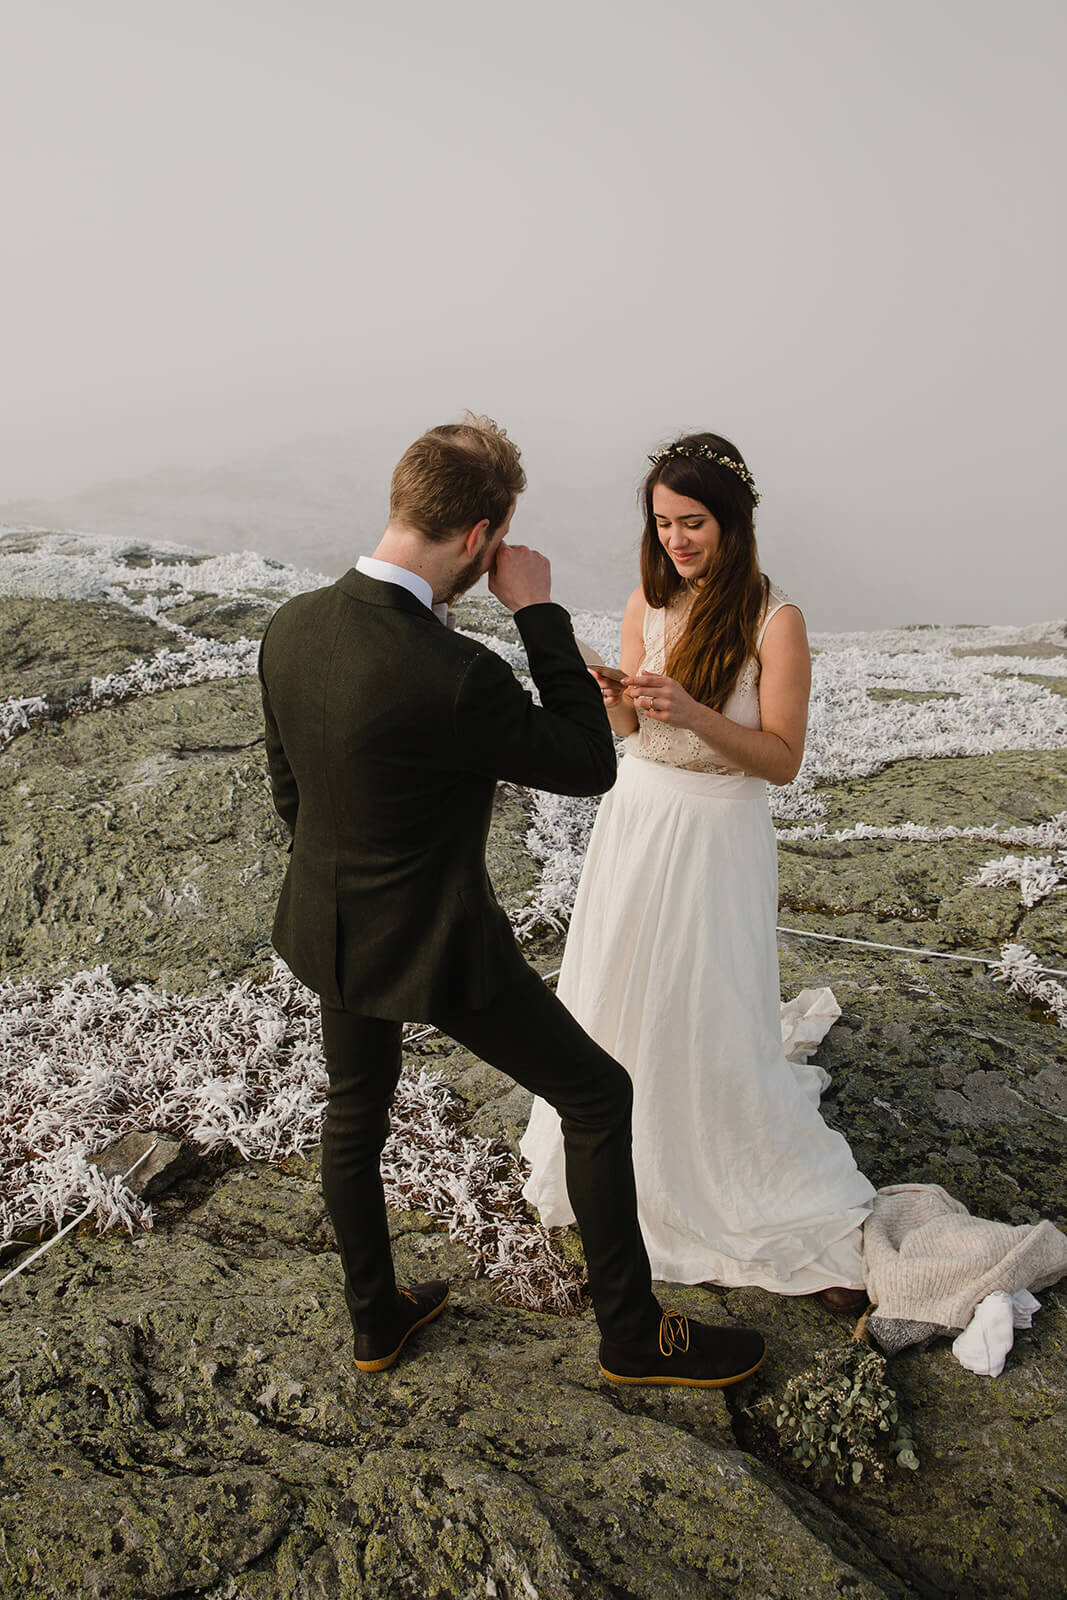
598, 1347, 765, 1388
354, 1289, 450, 1372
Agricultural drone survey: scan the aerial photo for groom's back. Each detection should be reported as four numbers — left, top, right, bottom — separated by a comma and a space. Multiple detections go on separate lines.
259, 569, 514, 1018
264, 576, 486, 847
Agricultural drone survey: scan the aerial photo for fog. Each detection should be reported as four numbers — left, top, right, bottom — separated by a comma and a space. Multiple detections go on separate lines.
2, 0, 1064, 627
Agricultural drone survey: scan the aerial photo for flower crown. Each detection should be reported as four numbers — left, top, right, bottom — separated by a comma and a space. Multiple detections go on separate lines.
648, 441, 760, 505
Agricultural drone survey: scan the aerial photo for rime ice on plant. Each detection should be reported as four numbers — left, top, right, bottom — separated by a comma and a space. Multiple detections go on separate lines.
992, 944, 1067, 1027
970, 853, 1067, 909
0, 962, 583, 1312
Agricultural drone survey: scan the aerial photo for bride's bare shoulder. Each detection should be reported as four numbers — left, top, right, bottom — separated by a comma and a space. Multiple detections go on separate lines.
622, 585, 649, 639
620, 585, 648, 670
623, 584, 647, 620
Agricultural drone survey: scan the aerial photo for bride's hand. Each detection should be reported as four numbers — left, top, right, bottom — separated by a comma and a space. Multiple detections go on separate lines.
623, 671, 699, 729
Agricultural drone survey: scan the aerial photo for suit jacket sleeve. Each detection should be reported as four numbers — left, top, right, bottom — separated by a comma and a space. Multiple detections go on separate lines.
452, 602, 617, 796
258, 630, 299, 842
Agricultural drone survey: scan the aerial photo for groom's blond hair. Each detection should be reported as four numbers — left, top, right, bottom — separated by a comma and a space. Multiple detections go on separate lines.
390, 413, 526, 542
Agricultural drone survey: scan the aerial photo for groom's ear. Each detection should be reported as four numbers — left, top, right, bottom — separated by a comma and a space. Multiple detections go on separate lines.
463, 519, 492, 558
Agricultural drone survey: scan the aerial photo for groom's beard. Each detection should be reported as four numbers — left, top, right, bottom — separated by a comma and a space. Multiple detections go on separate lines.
442, 538, 497, 605
442, 556, 483, 606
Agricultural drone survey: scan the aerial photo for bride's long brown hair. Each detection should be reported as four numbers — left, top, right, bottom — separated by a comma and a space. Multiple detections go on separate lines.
640, 432, 768, 712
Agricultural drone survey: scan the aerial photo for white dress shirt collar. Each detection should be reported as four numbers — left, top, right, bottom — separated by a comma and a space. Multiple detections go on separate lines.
355, 555, 453, 627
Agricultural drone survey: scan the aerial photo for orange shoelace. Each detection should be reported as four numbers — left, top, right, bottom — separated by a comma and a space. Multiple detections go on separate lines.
658, 1311, 690, 1357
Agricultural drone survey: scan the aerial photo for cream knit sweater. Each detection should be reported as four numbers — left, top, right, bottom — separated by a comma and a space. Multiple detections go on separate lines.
863, 1183, 1067, 1330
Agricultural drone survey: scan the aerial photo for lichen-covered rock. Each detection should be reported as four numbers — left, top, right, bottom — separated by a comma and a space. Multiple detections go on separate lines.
453, 593, 523, 645
776, 944, 1066, 1226
4, 1154, 1062, 1599
0, 595, 169, 700
95, 1130, 203, 1198
0, 1191, 910, 1600
778, 837, 1016, 937
164, 593, 279, 643
727, 1280, 1067, 1600
1019, 890, 1067, 965
815, 749, 1067, 829
867, 687, 961, 704
0, 678, 286, 988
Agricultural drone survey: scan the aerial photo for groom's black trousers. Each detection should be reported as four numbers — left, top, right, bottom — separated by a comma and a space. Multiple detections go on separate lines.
318, 957, 661, 1347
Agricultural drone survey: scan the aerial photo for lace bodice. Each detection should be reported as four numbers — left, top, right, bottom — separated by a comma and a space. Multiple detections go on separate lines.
630, 581, 796, 773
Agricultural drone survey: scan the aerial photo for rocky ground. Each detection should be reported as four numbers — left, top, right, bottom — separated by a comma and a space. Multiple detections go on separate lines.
0, 535, 1065, 1598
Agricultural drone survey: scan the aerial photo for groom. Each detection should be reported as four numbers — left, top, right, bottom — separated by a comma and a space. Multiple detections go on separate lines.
258, 414, 764, 1386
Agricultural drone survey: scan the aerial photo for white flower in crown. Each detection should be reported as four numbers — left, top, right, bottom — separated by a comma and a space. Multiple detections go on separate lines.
648, 441, 761, 505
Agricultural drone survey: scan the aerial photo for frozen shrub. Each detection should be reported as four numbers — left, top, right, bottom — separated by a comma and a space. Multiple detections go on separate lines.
772, 1342, 920, 1487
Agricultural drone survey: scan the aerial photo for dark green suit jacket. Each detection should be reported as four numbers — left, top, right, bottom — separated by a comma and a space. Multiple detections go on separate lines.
258, 569, 617, 1020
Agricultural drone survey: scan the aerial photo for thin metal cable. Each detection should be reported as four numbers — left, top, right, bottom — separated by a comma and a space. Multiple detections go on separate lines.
776, 924, 1067, 977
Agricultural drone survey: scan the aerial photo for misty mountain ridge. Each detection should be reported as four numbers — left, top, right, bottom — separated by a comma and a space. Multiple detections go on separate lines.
0, 435, 391, 582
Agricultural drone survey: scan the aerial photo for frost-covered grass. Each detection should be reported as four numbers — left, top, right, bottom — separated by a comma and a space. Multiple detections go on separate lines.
970, 853, 1067, 909
513, 792, 602, 938
0, 526, 327, 609
0, 694, 48, 747
0, 963, 583, 1309
992, 945, 1067, 1027
777, 817, 1067, 848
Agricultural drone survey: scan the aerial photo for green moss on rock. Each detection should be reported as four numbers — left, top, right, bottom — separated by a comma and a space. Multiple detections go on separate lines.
814, 749, 1067, 830
166, 593, 280, 644
0, 679, 287, 988
0, 595, 169, 700
867, 687, 961, 704
0, 1209, 909, 1600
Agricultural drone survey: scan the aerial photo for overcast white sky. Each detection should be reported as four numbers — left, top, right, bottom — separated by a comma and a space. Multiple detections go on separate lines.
2, 0, 1064, 626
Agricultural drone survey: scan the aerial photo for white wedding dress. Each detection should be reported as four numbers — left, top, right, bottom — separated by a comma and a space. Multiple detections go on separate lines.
520, 584, 875, 1292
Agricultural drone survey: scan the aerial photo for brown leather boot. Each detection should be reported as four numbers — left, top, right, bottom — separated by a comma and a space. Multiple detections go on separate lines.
817, 1286, 868, 1312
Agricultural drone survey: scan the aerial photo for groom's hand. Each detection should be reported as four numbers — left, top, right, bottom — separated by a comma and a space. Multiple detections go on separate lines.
488, 544, 552, 613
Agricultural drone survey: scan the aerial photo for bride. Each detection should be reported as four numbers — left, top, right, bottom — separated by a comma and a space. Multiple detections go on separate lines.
520, 433, 874, 1303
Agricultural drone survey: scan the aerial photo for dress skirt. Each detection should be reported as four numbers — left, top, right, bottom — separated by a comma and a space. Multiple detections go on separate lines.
520, 751, 874, 1292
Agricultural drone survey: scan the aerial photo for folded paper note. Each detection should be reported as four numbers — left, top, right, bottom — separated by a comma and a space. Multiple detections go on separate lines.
576, 639, 626, 681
